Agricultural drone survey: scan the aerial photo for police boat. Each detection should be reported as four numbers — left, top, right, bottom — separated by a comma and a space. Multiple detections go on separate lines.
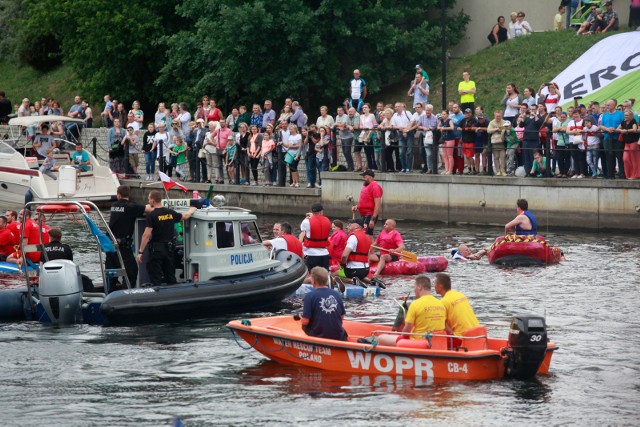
0, 198, 307, 325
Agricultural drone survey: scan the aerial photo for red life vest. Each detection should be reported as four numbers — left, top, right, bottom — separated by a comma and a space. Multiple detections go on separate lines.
282, 234, 303, 258
303, 215, 331, 248
347, 230, 371, 263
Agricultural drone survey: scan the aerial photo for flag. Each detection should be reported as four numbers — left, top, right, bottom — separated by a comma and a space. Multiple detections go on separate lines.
158, 171, 188, 193
83, 214, 116, 253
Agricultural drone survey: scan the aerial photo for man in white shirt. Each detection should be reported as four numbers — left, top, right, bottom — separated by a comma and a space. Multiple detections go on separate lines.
391, 102, 415, 173
33, 124, 57, 159
349, 69, 367, 112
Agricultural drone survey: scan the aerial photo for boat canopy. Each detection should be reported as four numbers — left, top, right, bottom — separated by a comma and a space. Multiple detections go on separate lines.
8, 115, 85, 126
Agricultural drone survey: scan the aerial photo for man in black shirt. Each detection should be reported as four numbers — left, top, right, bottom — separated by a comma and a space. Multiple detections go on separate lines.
106, 185, 150, 290
40, 227, 73, 263
460, 108, 478, 174
136, 190, 197, 285
0, 91, 11, 124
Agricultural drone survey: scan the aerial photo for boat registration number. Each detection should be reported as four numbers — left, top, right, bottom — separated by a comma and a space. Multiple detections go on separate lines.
447, 362, 468, 374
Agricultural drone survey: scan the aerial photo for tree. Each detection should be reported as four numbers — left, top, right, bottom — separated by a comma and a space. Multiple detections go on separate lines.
0, 0, 26, 61
158, 0, 469, 112
17, 0, 184, 109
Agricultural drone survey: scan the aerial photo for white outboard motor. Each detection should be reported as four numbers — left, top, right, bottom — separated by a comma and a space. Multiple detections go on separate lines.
39, 259, 83, 325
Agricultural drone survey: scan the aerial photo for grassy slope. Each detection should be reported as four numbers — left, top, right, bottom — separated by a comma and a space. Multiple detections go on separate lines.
376, 30, 615, 112
0, 62, 76, 109
0, 30, 619, 114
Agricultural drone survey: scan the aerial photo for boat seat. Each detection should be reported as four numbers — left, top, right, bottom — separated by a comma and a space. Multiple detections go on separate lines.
397, 331, 447, 350
461, 326, 488, 351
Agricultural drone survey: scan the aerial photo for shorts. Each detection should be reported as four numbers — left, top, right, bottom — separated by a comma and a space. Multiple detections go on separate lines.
362, 215, 375, 236
344, 266, 369, 280
474, 139, 486, 154
289, 158, 300, 172
462, 142, 475, 158
305, 254, 330, 271
353, 138, 364, 152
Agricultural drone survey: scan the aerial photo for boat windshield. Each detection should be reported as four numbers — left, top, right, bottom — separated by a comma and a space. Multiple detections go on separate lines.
0, 141, 17, 155
216, 221, 235, 249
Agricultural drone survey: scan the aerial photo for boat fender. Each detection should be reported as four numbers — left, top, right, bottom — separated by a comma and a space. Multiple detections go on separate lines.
241, 319, 251, 326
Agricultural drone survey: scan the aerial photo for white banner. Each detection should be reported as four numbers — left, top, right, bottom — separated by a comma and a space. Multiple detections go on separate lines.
549, 32, 640, 103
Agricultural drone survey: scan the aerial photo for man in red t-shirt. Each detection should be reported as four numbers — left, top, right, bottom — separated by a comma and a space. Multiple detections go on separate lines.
351, 169, 382, 241
0, 215, 15, 261
4, 210, 20, 247
370, 219, 406, 277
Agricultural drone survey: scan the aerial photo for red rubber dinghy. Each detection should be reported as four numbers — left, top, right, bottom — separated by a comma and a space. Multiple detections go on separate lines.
330, 256, 447, 276
487, 235, 563, 266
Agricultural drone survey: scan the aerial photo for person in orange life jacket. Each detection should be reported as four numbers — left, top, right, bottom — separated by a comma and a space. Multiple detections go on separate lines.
504, 198, 537, 236
351, 169, 382, 241
328, 219, 347, 265
334, 218, 372, 284
6, 209, 45, 265
369, 219, 406, 277
0, 215, 16, 261
263, 222, 303, 257
299, 203, 331, 270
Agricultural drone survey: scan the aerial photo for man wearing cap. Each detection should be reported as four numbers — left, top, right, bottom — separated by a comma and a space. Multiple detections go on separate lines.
458, 71, 476, 113
602, 1, 619, 32
263, 222, 303, 257
337, 218, 372, 286
415, 64, 429, 82
460, 108, 478, 174
349, 69, 367, 112
189, 118, 207, 182
352, 169, 382, 240
408, 73, 429, 109
299, 203, 331, 270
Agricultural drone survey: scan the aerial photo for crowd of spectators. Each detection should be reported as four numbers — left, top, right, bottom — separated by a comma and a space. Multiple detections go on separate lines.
2, 53, 639, 184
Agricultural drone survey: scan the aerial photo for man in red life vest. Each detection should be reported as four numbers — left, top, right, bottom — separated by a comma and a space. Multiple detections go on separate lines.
299, 203, 331, 270
351, 169, 382, 241
370, 219, 406, 277
0, 215, 16, 261
6, 209, 45, 265
4, 210, 20, 247
263, 222, 303, 257
336, 218, 372, 287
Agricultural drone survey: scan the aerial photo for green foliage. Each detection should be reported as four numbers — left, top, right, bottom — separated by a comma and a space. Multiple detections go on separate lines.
158, 0, 469, 111
17, 0, 183, 107
0, 0, 25, 61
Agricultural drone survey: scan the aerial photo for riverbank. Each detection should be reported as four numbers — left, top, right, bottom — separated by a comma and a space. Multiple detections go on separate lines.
123, 172, 640, 232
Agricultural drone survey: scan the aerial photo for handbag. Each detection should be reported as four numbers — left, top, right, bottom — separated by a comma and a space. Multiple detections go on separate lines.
358, 130, 371, 144
198, 148, 207, 159
284, 151, 295, 165
423, 130, 434, 147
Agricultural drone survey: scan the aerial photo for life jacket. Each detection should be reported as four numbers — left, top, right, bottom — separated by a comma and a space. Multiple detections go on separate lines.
303, 215, 330, 248
282, 234, 303, 258
347, 230, 371, 263
516, 210, 538, 235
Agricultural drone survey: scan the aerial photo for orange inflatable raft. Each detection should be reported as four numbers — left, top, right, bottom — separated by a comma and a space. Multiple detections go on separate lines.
487, 235, 563, 266
329, 256, 448, 276
228, 314, 557, 381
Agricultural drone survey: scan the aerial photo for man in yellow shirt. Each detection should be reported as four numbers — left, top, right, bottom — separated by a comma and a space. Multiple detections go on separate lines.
434, 272, 479, 336
378, 275, 445, 346
458, 71, 476, 113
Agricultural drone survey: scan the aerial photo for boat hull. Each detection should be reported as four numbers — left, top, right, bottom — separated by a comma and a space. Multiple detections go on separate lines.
227, 316, 557, 381
100, 251, 307, 324
487, 235, 563, 266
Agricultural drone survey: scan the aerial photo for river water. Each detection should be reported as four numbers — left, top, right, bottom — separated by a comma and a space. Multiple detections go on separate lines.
0, 211, 639, 426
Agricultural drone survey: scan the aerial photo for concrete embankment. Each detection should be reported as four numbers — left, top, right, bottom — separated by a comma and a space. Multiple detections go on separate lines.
124, 173, 640, 232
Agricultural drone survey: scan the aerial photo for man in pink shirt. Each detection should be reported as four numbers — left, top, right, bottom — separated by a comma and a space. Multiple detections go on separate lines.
214, 120, 233, 182
351, 169, 383, 241
370, 219, 406, 277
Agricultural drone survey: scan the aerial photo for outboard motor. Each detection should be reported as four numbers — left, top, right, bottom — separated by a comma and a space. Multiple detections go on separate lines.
504, 315, 548, 380
39, 260, 83, 325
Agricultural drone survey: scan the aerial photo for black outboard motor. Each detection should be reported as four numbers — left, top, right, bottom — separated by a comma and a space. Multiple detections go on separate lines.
504, 315, 548, 380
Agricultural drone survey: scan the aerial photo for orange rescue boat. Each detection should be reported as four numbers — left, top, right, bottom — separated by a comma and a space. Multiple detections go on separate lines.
227, 315, 557, 381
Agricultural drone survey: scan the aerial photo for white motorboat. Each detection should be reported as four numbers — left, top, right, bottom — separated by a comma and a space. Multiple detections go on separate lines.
0, 115, 119, 205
